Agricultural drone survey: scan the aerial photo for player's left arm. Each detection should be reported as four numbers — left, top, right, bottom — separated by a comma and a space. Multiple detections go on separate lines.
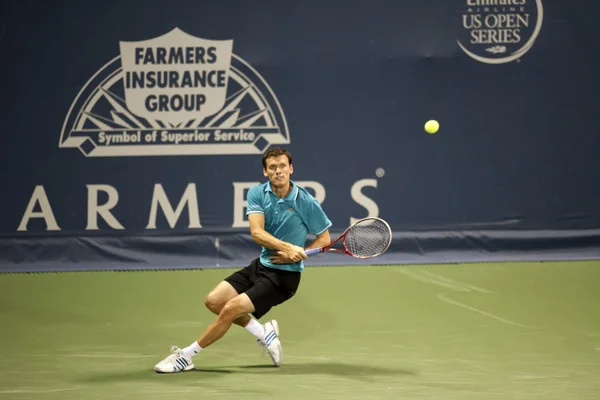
305, 229, 330, 250
302, 196, 332, 250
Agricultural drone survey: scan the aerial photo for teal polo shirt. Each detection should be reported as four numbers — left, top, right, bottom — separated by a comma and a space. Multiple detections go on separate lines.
246, 180, 332, 272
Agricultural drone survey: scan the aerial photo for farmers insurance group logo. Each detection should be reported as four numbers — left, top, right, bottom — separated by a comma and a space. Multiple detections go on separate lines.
458, 0, 543, 64
60, 28, 290, 157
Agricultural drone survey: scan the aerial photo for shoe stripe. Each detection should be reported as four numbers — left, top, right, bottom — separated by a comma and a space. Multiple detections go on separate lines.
176, 359, 185, 369
265, 331, 275, 344
181, 358, 188, 367
265, 331, 277, 345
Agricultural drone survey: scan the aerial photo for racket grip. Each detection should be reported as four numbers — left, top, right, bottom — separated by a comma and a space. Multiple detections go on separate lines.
305, 248, 322, 256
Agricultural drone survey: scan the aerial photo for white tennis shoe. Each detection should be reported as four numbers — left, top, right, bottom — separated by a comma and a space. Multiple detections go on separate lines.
257, 320, 283, 367
154, 346, 194, 373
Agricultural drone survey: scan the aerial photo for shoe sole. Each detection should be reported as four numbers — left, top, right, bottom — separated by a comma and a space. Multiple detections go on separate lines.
270, 320, 282, 367
154, 363, 195, 373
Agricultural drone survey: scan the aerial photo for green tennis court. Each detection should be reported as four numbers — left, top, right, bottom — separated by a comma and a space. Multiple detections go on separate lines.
2, 261, 599, 399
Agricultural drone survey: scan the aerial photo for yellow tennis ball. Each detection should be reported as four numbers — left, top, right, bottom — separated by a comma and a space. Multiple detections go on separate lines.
425, 120, 439, 134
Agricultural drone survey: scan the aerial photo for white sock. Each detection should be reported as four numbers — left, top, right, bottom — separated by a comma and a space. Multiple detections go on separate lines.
181, 341, 202, 359
244, 318, 265, 339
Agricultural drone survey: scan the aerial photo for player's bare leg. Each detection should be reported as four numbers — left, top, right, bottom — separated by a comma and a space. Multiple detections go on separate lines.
204, 281, 252, 328
154, 286, 282, 373
201, 292, 283, 366
154, 293, 255, 373
203, 281, 281, 365
198, 293, 256, 347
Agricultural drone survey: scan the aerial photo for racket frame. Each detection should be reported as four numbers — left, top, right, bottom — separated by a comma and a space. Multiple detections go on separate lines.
305, 217, 392, 259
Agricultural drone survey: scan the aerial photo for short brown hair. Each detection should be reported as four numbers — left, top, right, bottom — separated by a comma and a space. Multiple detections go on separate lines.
262, 147, 293, 169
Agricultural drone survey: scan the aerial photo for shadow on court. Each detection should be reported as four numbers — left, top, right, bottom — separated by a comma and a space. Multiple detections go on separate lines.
80, 362, 417, 384
197, 362, 417, 377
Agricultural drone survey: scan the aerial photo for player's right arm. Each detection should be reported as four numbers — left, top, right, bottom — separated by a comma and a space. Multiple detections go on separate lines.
248, 213, 307, 261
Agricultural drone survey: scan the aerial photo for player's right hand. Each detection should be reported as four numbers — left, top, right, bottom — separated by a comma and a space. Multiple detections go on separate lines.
284, 244, 307, 262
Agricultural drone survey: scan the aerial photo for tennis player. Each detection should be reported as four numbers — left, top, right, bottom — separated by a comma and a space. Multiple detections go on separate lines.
154, 147, 332, 373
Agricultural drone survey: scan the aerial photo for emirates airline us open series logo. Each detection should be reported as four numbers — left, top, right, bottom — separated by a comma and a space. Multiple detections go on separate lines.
60, 28, 290, 157
458, 0, 543, 64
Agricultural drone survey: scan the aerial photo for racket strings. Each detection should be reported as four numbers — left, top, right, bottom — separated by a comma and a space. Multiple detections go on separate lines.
345, 219, 391, 258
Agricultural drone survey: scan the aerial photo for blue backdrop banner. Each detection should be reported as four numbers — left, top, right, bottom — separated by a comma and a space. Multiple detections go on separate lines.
1, 0, 599, 272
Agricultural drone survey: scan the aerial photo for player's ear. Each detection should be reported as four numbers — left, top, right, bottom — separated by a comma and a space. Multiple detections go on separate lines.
263, 168, 268, 177
289, 164, 294, 174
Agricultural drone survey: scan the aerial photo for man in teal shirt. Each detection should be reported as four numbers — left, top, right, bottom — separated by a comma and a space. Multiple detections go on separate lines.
155, 148, 332, 373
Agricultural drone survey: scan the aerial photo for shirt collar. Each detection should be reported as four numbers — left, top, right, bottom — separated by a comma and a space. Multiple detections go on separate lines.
265, 180, 298, 202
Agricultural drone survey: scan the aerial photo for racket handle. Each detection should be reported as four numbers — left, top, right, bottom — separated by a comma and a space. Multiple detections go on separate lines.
305, 247, 322, 256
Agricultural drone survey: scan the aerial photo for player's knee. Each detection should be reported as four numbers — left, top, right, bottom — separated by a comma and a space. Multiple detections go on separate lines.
218, 299, 244, 322
204, 292, 223, 314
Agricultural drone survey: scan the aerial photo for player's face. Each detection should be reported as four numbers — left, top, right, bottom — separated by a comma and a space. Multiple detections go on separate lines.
263, 155, 293, 188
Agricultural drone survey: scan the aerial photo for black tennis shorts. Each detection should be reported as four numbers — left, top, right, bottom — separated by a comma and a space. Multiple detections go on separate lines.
224, 258, 301, 319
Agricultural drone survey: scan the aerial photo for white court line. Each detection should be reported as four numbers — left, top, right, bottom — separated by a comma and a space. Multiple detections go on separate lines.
3, 352, 156, 359
66, 353, 156, 358
395, 267, 495, 294
0, 386, 87, 394
569, 329, 600, 338
437, 293, 540, 329
419, 270, 495, 294
395, 268, 470, 292
285, 355, 333, 361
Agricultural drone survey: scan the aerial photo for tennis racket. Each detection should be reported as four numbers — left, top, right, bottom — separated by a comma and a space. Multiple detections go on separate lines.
305, 217, 392, 259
